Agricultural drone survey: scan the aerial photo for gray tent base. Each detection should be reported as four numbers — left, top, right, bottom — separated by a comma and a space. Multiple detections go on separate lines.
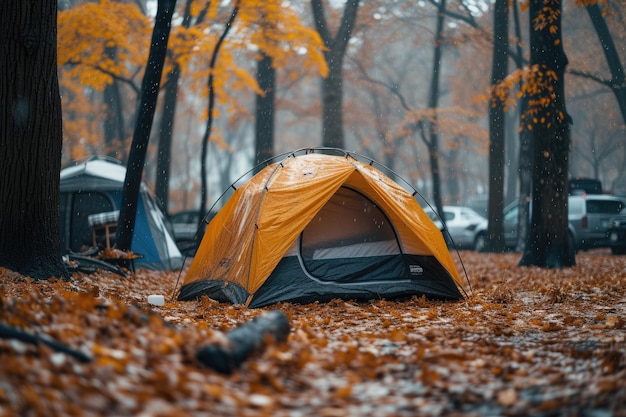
178, 254, 463, 308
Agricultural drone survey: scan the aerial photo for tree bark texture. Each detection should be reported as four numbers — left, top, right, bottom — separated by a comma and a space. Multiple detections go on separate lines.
116, 0, 177, 252
254, 52, 275, 170
519, 0, 574, 268
485, 0, 508, 253
311, 0, 361, 149
0, 0, 69, 280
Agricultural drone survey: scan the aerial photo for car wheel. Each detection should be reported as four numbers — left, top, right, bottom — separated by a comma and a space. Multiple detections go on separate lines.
474, 233, 487, 253
611, 246, 626, 255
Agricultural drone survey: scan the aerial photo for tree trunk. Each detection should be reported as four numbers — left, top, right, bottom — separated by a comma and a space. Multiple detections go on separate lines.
103, 45, 125, 159
485, 0, 508, 253
116, 0, 176, 252
517, 111, 533, 253
198, 4, 239, 231
505, 109, 518, 206
155, 64, 179, 213
512, 0, 531, 253
519, 0, 574, 268
311, 0, 361, 149
254, 52, 275, 170
0, 0, 69, 280
154, 0, 194, 214
585, 2, 626, 127
321, 57, 345, 148
426, 0, 446, 220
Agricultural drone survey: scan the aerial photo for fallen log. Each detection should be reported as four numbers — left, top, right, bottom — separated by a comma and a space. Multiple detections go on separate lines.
196, 310, 290, 374
0, 323, 92, 363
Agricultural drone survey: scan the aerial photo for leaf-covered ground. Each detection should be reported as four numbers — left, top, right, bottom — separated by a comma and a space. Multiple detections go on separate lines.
1, 250, 625, 416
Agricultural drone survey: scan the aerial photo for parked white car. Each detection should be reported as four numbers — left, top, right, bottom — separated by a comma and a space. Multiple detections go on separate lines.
423, 206, 487, 250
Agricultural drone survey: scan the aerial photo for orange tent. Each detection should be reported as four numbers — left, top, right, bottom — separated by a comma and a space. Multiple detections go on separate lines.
178, 150, 465, 307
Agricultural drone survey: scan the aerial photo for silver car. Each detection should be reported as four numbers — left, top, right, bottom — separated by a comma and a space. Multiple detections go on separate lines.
424, 206, 487, 250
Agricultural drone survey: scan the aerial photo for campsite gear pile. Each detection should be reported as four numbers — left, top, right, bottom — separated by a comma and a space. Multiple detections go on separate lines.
178, 149, 466, 307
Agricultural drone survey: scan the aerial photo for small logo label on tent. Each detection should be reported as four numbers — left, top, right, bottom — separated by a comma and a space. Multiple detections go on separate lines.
409, 265, 423, 275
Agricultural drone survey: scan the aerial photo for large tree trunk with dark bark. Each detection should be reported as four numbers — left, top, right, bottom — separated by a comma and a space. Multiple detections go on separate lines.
485, 0, 509, 253
519, 0, 574, 268
0, 0, 69, 280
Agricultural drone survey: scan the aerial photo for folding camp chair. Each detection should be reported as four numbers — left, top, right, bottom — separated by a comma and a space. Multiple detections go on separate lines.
87, 210, 119, 249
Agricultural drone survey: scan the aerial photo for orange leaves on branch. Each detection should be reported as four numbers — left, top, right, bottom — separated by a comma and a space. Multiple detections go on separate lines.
235, 0, 328, 77
486, 65, 564, 133
58, 0, 151, 90
532, 4, 561, 32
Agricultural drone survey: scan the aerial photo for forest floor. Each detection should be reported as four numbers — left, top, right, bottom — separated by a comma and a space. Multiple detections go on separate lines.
1, 250, 625, 417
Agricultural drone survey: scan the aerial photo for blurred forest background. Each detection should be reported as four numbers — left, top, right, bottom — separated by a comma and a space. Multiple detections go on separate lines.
56, 0, 626, 217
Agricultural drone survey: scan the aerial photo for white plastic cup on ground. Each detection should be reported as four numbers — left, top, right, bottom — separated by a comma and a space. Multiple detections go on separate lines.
148, 294, 165, 306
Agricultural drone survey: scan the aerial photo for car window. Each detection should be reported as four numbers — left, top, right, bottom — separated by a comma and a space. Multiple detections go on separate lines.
503, 206, 518, 223
171, 211, 198, 224
424, 210, 438, 221
443, 212, 455, 221
586, 200, 624, 214
170, 213, 185, 223
568, 198, 584, 215
460, 213, 475, 221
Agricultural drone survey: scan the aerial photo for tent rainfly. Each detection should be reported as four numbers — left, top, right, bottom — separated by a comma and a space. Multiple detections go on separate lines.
178, 150, 466, 307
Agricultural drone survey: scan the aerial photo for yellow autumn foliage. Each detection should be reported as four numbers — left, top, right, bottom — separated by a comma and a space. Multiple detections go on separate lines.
235, 0, 328, 77
485, 64, 565, 132
58, 0, 151, 91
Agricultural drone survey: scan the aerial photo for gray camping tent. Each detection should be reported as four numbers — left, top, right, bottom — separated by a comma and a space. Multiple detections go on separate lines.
60, 157, 183, 270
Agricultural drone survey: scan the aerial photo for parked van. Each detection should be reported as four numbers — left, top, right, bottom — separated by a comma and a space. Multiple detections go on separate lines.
569, 194, 626, 250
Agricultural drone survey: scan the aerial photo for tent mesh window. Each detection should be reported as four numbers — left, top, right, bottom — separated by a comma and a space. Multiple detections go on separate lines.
300, 187, 401, 280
